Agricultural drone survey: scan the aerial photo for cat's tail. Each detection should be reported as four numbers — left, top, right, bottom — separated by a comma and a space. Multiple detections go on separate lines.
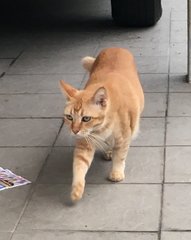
81, 56, 95, 72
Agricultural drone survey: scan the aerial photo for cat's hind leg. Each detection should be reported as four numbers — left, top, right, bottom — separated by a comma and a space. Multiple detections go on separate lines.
108, 129, 131, 182
103, 136, 114, 161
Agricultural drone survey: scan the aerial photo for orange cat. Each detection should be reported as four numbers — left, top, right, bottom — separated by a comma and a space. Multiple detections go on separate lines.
60, 48, 144, 201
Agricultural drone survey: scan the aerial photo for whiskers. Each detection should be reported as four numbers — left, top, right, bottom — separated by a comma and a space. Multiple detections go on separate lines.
86, 133, 109, 154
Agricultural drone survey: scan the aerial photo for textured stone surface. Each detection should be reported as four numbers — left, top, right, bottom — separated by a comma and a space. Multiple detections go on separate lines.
165, 147, 191, 182
18, 184, 161, 231
163, 184, 191, 230
0, 147, 50, 181
168, 93, 191, 116
161, 232, 191, 240
0, 233, 11, 240
0, 186, 30, 232
0, 119, 62, 146
39, 147, 163, 184
166, 117, 191, 145
140, 74, 168, 93
143, 93, 167, 117
12, 232, 158, 240
132, 118, 165, 146
0, 74, 84, 94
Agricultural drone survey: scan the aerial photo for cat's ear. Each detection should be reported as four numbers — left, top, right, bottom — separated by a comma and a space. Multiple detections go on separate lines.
59, 80, 78, 100
92, 87, 107, 107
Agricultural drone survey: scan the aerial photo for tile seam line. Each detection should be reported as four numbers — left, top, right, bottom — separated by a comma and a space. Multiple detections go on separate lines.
12, 229, 159, 234
158, 8, 172, 240
9, 120, 64, 239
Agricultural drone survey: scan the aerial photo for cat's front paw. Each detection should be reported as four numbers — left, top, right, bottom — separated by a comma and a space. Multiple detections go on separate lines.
108, 171, 125, 182
71, 182, 84, 202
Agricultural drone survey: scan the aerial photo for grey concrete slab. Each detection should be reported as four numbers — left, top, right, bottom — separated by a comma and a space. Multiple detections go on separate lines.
143, 93, 167, 117
136, 56, 169, 74
171, 11, 187, 21
161, 232, 191, 240
101, 21, 170, 43
166, 117, 191, 145
162, 184, 191, 230
0, 60, 12, 75
0, 43, 23, 59
0, 147, 50, 181
171, 21, 187, 43
0, 94, 64, 118
18, 184, 161, 231
132, 118, 165, 146
0, 185, 30, 232
169, 75, 191, 92
0, 74, 84, 94
23, 41, 98, 59
8, 56, 86, 74
0, 233, 11, 240
140, 74, 168, 93
165, 147, 191, 182
0, 119, 62, 146
55, 124, 75, 146
39, 147, 164, 184
170, 43, 187, 74
168, 93, 191, 116
12, 231, 158, 240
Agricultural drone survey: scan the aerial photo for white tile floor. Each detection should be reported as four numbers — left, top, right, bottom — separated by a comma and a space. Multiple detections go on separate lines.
0, 0, 190, 239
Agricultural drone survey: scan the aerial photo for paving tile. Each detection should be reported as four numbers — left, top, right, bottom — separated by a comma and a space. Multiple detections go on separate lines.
170, 43, 187, 74
0, 94, 64, 118
39, 147, 164, 184
0, 60, 12, 75
136, 56, 169, 74
0, 74, 84, 94
165, 147, 191, 182
0, 42, 23, 59
168, 93, 191, 116
55, 124, 75, 146
0, 119, 62, 146
169, 75, 191, 92
161, 232, 191, 240
8, 56, 86, 74
18, 184, 161, 231
170, 21, 187, 43
140, 74, 168, 93
0, 185, 31, 232
101, 21, 170, 43
12, 231, 158, 240
23, 41, 98, 59
163, 184, 191, 230
171, 11, 187, 21
0, 147, 50, 181
132, 118, 165, 146
0, 233, 11, 240
143, 93, 167, 117
166, 117, 191, 145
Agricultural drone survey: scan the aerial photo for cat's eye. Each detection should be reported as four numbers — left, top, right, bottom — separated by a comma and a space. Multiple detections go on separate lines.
82, 116, 91, 122
65, 114, 73, 121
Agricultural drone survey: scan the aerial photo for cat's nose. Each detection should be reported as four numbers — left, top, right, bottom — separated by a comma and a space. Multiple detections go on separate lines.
72, 128, 80, 135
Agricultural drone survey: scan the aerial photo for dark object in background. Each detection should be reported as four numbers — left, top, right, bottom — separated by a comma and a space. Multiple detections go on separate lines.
111, 0, 162, 27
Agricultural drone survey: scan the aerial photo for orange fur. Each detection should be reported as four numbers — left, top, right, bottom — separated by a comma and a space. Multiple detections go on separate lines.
60, 48, 144, 201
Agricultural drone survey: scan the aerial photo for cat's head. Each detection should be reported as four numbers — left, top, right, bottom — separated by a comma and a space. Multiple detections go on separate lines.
60, 80, 108, 137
